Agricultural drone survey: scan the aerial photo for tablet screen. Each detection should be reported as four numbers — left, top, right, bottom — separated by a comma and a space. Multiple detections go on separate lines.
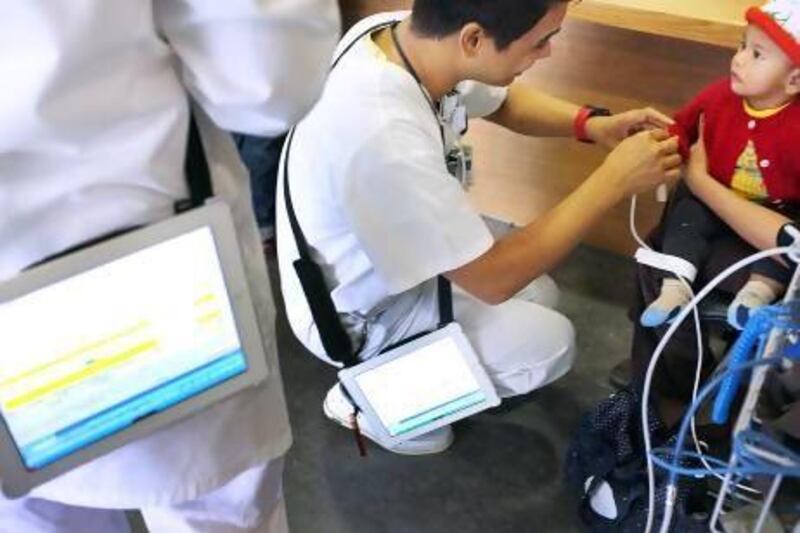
0, 227, 246, 470
353, 335, 487, 437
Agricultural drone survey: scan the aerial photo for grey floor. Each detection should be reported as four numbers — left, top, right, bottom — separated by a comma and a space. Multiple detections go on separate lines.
275, 245, 635, 533
129, 244, 635, 533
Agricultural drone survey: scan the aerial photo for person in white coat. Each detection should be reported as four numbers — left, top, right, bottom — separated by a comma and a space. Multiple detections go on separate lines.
0, 1, 339, 531
277, 1, 682, 456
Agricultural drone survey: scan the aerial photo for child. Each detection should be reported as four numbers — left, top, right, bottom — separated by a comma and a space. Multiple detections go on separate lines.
641, 0, 800, 329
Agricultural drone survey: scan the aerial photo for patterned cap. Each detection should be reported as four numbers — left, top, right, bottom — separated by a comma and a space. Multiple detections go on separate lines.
747, 0, 800, 65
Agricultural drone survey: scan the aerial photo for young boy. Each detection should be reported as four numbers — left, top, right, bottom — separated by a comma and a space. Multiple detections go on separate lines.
641, 0, 800, 329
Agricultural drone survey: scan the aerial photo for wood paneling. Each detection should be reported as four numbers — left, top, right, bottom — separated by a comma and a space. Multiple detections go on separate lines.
466, 19, 731, 254
571, 0, 750, 49
338, 0, 409, 30
337, 2, 734, 255
338, 0, 749, 47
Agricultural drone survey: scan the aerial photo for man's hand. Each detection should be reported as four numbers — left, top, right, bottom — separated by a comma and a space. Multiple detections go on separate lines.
600, 129, 681, 197
586, 107, 675, 150
685, 116, 711, 193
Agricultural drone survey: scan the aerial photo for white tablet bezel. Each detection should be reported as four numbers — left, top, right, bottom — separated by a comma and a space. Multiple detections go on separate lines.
338, 322, 500, 448
0, 200, 268, 498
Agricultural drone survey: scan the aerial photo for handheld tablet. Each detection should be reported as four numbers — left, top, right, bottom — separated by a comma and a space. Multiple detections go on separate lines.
0, 201, 268, 497
338, 323, 499, 448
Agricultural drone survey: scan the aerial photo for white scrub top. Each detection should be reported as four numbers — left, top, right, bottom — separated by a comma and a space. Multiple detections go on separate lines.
277, 11, 508, 364
0, 0, 340, 508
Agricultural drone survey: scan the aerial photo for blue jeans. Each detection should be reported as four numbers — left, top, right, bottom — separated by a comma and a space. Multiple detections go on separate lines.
232, 133, 287, 236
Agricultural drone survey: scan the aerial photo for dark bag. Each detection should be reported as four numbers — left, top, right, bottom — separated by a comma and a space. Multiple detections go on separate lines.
565, 387, 708, 532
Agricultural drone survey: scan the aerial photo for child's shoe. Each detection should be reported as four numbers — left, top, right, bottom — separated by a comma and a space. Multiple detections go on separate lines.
727, 280, 780, 330
640, 278, 692, 327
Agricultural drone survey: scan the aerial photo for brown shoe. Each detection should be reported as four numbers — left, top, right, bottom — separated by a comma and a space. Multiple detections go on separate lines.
609, 360, 631, 390
262, 236, 276, 259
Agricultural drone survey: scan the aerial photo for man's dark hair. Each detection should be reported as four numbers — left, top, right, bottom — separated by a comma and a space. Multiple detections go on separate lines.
410, 0, 570, 51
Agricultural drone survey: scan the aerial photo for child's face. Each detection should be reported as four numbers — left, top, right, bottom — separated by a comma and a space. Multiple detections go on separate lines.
731, 24, 797, 108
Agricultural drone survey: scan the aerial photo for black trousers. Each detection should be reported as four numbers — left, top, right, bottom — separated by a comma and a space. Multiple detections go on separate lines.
630, 185, 785, 402
662, 194, 790, 286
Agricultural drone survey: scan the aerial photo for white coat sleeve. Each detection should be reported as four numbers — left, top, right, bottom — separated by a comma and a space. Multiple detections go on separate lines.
154, 0, 341, 136
340, 120, 494, 295
458, 80, 508, 119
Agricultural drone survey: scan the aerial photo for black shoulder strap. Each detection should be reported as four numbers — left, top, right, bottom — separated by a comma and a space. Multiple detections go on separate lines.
284, 130, 360, 367
283, 19, 454, 368
177, 112, 213, 212
331, 19, 395, 70
438, 276, 453, 327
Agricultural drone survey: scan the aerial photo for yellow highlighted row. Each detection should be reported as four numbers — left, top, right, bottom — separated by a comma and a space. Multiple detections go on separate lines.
197, 310, 222, 325
3, 340, 159, 411
0, 321, 149, 389
195, 293, 217, 306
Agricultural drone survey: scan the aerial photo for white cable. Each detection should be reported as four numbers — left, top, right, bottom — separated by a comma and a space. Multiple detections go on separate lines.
630, 198, 705, 480
628, 196, 780, 533
639, 246, 790, 533
630, 197, 709, 476
630, 199, 763, 498
631, 197, 701, 533
658, 486, 678, 533
629, 195, 648, 250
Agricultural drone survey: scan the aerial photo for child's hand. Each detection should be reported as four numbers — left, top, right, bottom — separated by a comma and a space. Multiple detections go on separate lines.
686, 116, 710, 192
586, 107, 675, 149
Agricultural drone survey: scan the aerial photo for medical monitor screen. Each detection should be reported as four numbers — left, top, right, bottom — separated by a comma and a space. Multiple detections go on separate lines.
354, 336, 487, 437
0, 227, 246, 470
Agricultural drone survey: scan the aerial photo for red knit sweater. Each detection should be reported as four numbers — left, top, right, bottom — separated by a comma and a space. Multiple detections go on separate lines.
670, 78, 800, 202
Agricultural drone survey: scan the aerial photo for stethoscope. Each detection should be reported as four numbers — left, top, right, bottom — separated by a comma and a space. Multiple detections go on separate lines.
389, 22, 472, 187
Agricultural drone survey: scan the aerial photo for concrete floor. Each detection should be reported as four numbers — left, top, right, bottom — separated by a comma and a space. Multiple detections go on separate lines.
275, 244, 635, 533
129, 244, 636, 532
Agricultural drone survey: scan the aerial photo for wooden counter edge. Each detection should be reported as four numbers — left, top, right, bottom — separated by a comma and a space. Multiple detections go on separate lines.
569, 3, 744, 49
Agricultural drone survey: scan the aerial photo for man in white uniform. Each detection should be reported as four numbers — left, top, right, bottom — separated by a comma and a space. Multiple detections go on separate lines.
0, 1, 339, 531
277, 0, 682, 455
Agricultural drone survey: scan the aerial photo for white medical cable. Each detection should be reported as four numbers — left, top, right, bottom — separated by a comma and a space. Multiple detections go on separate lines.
630, 198, 761, 496
629, 195, 776, 533
630, 195, 701, 533
630, 196, 708, 476
639, 246, 791, 533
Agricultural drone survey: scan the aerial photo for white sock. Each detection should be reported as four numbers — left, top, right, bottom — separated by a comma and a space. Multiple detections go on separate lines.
640, 278, 692, 327
727, 280, 780, 329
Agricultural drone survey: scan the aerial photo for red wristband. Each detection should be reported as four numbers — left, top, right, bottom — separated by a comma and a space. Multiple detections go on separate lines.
573, 106, 595, 143
573, 105, 612, 144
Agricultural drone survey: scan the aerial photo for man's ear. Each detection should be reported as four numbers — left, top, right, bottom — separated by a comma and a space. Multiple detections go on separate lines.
459, 22, 487, 59
787, 67, 800, 96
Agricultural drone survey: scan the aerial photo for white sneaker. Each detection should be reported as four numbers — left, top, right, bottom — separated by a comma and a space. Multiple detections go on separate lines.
322, 384, 454, 456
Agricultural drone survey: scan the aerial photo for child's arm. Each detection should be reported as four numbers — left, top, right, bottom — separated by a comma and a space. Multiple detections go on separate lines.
670, 104, 701, 161
686, 123, 791, 250
670, 81, 725, 160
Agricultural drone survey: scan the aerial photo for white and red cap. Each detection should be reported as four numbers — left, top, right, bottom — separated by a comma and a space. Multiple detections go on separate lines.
747, 0, 800, 65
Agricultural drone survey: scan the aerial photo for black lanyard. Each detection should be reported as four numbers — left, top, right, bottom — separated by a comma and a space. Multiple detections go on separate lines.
390, 23, 447, 148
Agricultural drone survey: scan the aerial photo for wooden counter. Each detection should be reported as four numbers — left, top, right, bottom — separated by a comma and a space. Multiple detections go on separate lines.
337, 1, 739, 255
571, 0, 751, 49
466, 22, 736, 254
338, 0, 750, 48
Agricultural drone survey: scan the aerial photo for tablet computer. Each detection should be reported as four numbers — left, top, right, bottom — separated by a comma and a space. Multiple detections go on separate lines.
0, 201, 268, 497
338, 323, 500, 448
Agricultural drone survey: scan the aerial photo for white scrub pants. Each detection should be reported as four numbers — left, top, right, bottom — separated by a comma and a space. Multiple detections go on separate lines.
464, 215, 575, 395
353, 275, 575, 398
0, 459, 288, 533
455, 281, 575, 397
